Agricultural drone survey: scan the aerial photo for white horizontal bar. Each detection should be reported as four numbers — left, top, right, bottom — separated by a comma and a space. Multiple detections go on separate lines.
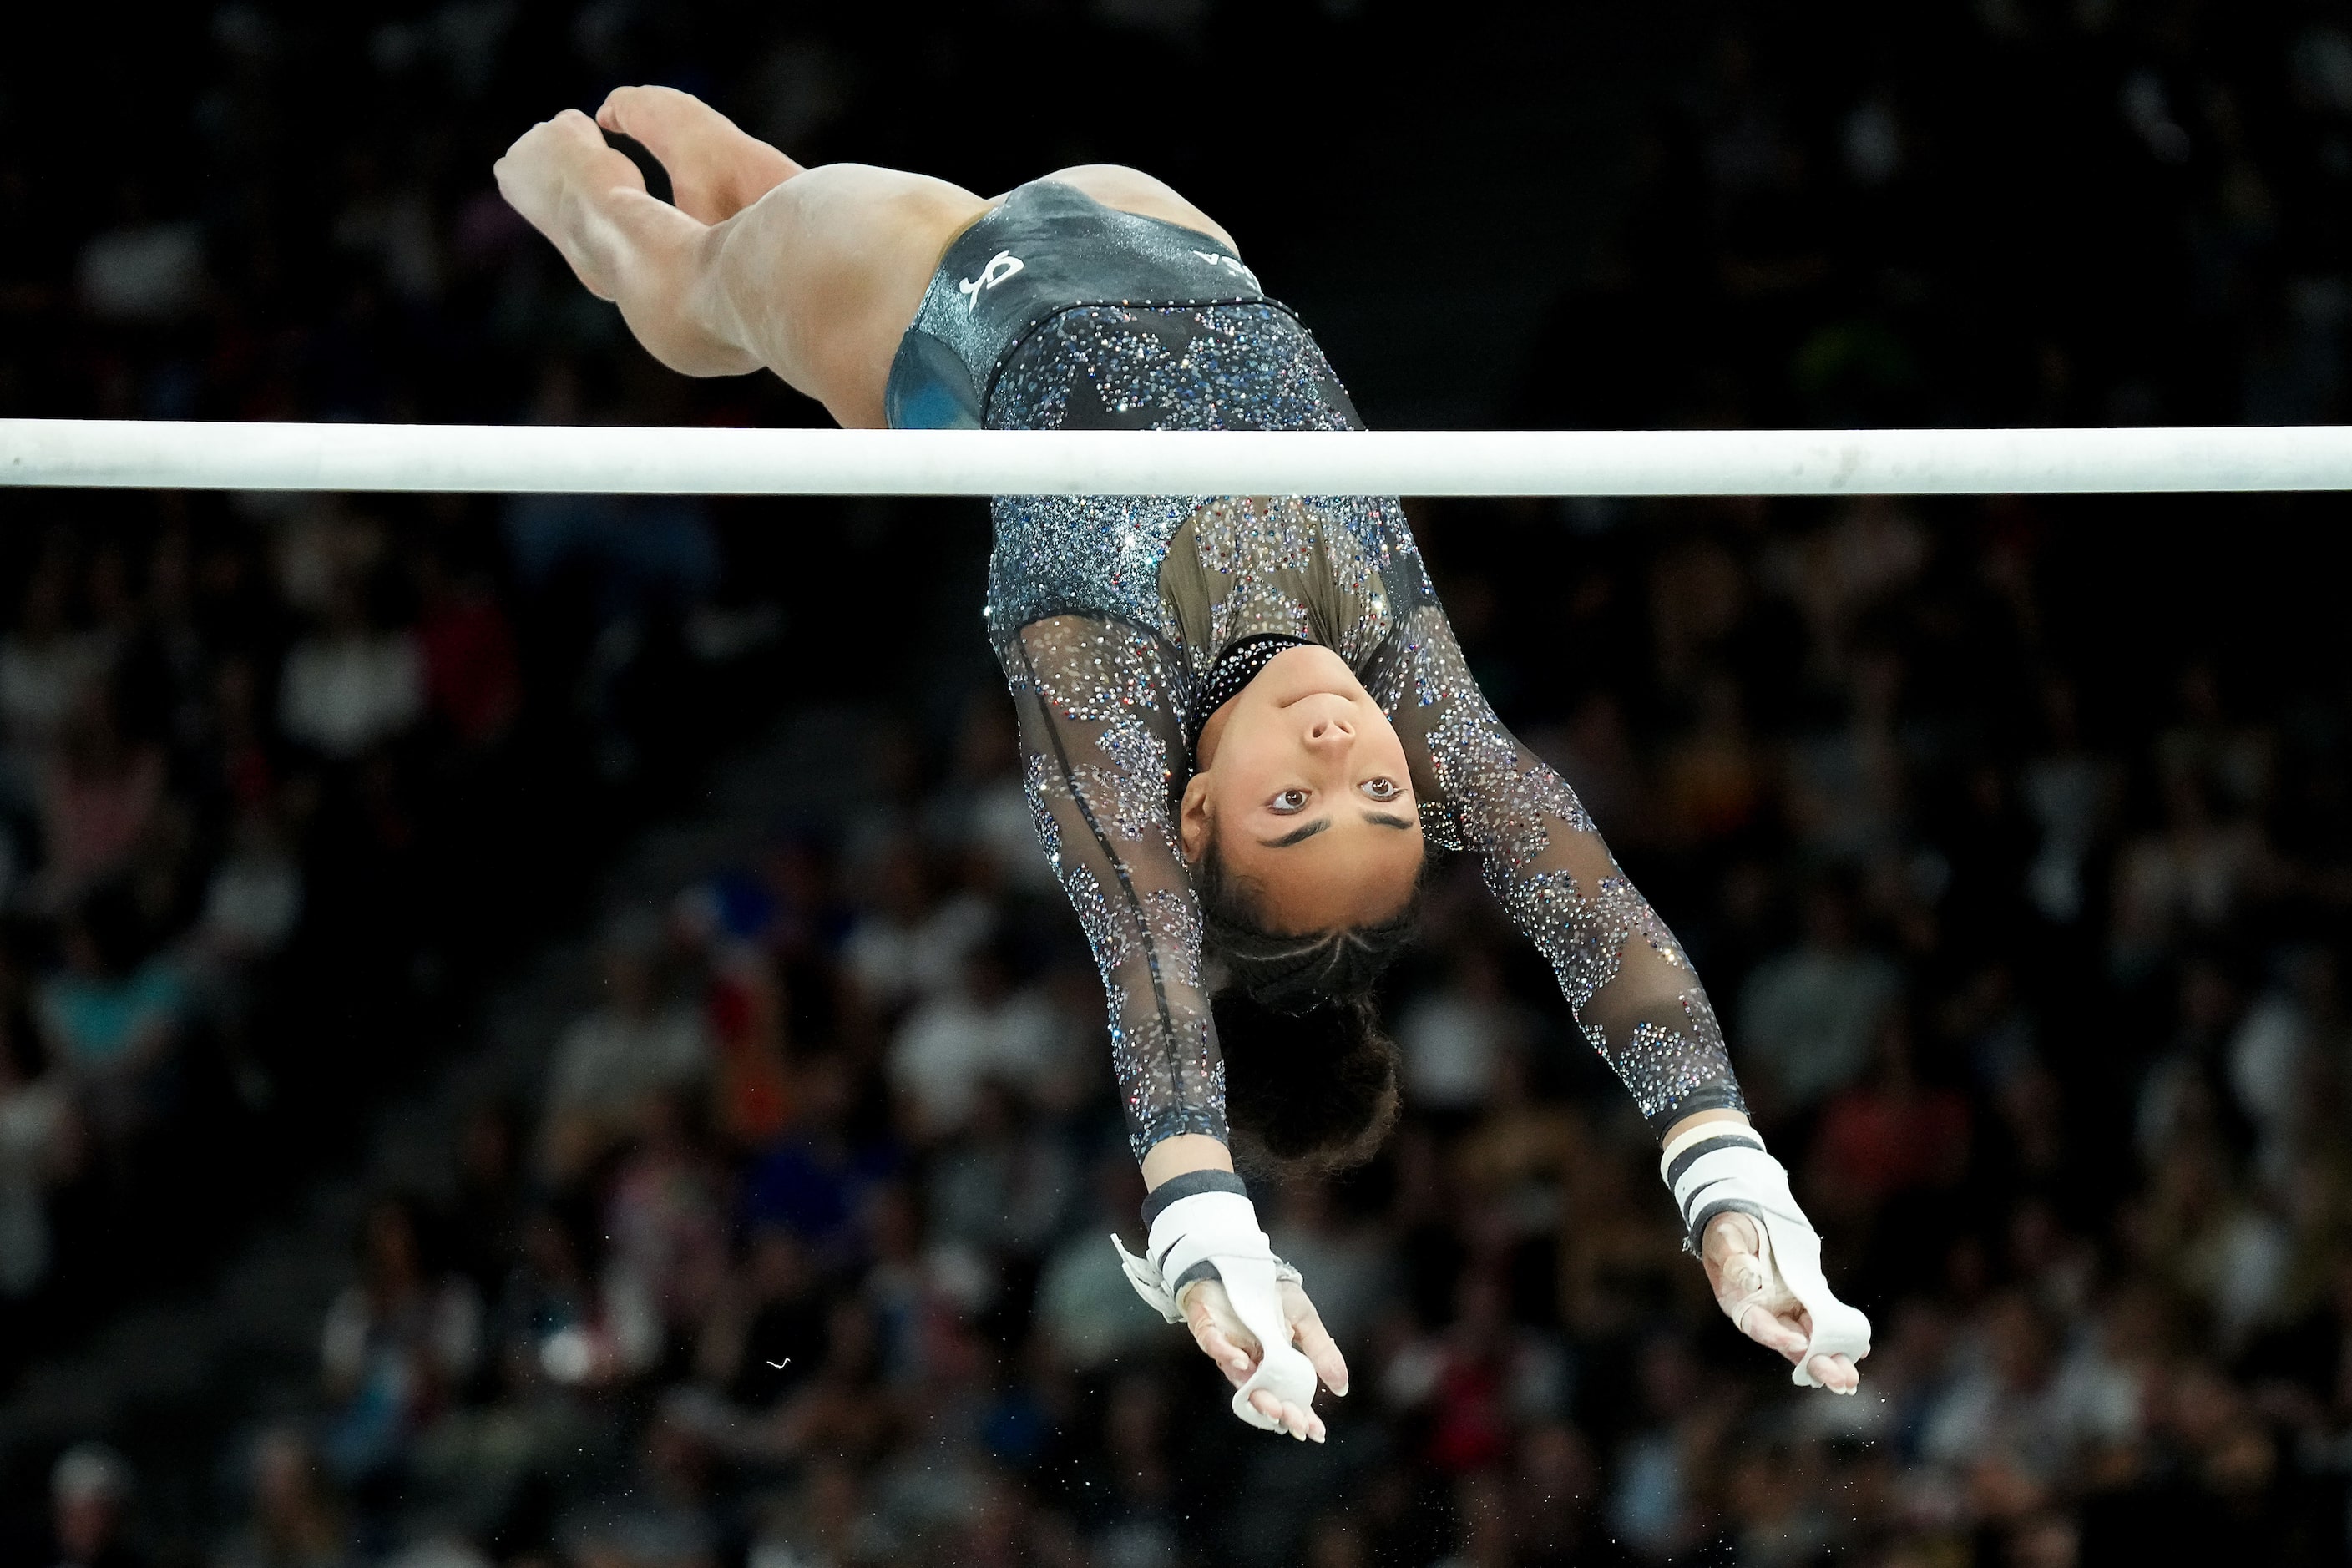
5, 419, 2352, 496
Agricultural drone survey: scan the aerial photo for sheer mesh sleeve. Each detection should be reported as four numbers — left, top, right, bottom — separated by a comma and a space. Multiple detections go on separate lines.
1003, 615, 1225, 1161
1373, 606, 1747, 1138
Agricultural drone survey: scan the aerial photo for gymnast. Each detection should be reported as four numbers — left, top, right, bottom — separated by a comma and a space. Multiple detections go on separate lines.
496, 87, 1870, 1441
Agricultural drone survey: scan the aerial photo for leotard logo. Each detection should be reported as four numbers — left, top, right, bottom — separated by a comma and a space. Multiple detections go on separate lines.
958, 250, 1025, 311
1191, 250, 1260, 287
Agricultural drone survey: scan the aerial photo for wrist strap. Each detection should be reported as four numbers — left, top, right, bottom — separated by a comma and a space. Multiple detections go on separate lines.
1140, 1169, 1252, 1294
1660, 1121, 1770, 1251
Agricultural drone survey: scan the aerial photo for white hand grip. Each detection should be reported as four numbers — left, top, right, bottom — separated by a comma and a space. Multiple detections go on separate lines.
1749, 1217, 1873, 1388
1663, 1129, 1871, 1392
1110, 1233, 1184, 1323
1114, 1186, 1323, 1430
1215, 1254, 1318, 1429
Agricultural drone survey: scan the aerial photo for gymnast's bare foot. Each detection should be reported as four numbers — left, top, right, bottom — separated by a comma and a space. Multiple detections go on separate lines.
493, 109, 646, 300
596, 86, 802, 225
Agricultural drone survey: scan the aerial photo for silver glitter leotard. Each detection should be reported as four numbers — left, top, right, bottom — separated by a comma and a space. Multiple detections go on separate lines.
887, 180, 1747, 1159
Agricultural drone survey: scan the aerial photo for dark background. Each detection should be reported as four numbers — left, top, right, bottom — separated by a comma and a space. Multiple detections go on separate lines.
5, 2, 2352, 1565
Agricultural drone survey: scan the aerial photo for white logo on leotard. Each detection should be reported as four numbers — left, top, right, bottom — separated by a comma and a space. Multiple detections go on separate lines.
958, 250, 1025, 311
1191, 250, 1259, 287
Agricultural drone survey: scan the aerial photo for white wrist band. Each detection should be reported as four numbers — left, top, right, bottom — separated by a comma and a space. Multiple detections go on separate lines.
1111, 1186, 1316, 1430
1660, 1123, 1873, 1389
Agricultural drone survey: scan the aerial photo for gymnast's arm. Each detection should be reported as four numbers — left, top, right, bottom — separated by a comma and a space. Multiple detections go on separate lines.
1375, 605, 1745, 1134
1376, 604, 1866, 1391
1003, 615, 1225, 1163
1003, 614, 1348, 1435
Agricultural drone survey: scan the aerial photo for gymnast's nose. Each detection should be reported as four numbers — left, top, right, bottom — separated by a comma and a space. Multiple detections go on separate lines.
1302, 708, 1356, 746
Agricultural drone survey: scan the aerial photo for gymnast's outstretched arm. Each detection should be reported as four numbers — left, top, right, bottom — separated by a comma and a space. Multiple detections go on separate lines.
1373, 604, 1872, 1393
1007, 613, 1348, 1439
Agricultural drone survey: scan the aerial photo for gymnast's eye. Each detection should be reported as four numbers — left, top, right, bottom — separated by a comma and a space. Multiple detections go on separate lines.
1360, 776, 1400, 802
1269, 788, 1310, 814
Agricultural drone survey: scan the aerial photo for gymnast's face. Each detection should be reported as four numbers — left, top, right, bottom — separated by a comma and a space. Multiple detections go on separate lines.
1179, 644, 1423, 933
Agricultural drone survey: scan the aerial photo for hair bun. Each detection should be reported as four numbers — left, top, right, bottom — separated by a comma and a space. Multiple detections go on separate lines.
1216, 991, 1400, 1170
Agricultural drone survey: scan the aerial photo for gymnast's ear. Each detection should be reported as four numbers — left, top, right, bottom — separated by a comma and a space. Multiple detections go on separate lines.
1178, 772, 1212, 864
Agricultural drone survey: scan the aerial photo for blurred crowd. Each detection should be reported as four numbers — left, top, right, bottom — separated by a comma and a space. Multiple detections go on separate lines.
83, 477, 2335, 1568
0, 508, 494, 1313
0, 475, 787, 1354
12, 1, 2352, 1567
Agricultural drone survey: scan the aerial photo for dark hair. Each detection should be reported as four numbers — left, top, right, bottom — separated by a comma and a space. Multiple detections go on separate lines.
1193, 836, 1421, 1170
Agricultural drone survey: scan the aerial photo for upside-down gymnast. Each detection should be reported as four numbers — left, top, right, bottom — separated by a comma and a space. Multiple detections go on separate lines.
497, 87, 1871, 1441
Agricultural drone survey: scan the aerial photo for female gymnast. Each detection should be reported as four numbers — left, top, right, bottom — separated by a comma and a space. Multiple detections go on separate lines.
496, 87, 1870, 1441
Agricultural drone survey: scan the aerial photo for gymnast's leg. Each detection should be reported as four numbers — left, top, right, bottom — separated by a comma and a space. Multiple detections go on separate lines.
493, 89, 987, 427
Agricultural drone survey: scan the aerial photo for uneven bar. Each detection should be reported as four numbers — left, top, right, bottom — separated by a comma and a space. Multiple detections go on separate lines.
6, 419, 2352, 497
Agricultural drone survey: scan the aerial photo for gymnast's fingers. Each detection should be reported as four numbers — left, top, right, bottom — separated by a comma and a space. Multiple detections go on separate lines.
1285, 1292, 1350, 1397
1703, 1225, 1768, 1309
1737, 1298, 1812, 1362
1249, 1388, 1324, 1443
1699, 1211, 1762, 1292
1198, 1323, 1255, 1386
1808, 1352, 1860, 1393
1713, 1242, 1809, 1361
1181, 1284, 1257, 1378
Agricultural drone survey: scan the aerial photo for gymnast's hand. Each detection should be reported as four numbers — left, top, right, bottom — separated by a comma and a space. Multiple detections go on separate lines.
1179, 1276, 1348, 1441
1702, 1211, 1863, 1393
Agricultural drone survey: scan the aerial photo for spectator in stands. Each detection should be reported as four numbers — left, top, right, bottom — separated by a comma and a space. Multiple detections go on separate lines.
0, 1017, 73, 1297
2020, 678, 2118, 927
319, 1196, 481, 1488
39, 691, 165, 910
1805, 1007, 1970, 1236
277, 579, 422, 762
604, 1091, 731, 1347
923, 690, 1055, 896
38, 889, 186, 1152
493, 1207, 652, 1390
887, 939, 1075, 1141
1919, 1292, 2137, 1517
48, 1443, 144, 1568
1736, 878, 1900, 1120
695, 1222, 828, 1408
1033, 1152, 1161, 1371
214, 1428, 351, 1568
564, 1398, 724, 1568
412, 548, 519, 751
1384, 1271, 1570, 1477
923, 1077, 1073, 1272
2112, 771, 2276, 982
1075, 1373, 1181, 1566
698, 931, 791, 1152
1394, 947, 1530, 1117
541, 929, 711, 1183
1605, 1333, 1718, 1563
737, 1054, 896, 1262
195, 807, 303, 964
0, 556, 109, 802
839, 837, 992, 1015
205, 658, 284, 821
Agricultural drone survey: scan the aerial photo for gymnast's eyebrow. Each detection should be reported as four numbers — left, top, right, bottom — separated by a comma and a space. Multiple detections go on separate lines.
1257, 818, 1332, 848
1363, 812, 1416, 830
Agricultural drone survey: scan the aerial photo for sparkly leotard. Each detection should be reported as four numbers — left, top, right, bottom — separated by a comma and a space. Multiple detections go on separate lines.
887, 180, 1748, 1159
